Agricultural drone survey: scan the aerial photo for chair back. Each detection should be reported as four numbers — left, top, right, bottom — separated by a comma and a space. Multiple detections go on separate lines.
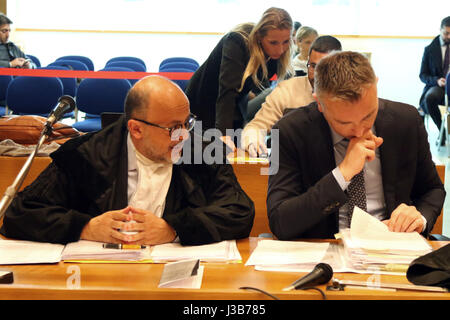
105, 61, 146, 72
6, 76, 63, 115
106, 56, 146, 70
158, 67, 193, 91
159, 57, 199, 70
101, 67, 138, 85
159, 61, 198, 72
48, 59, 89, 71
56, 55, 94, 71
0, 75, 13, 103
75, 78, 131, 115
40, 66, 77, 97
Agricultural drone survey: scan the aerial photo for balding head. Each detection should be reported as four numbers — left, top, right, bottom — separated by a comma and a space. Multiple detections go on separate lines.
125, 75, 189, 122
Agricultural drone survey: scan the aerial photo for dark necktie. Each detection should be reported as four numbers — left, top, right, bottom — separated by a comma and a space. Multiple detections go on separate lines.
444, 43, 449, 77
347, 170, 367, 226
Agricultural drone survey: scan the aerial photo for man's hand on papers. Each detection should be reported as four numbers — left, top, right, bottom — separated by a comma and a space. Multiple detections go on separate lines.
382, 203, 425, 233
339, 130, 383, 181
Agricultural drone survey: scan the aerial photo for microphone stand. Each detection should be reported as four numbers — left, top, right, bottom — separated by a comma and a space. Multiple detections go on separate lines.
0, 123, 54, 221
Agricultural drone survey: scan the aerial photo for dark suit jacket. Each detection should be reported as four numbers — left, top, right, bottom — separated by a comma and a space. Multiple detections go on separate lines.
267, 99, 446, 240
419, 35, 444, 108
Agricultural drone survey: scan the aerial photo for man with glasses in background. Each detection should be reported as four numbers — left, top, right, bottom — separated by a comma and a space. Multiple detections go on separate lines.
1, 76, 255, 246
0, 13, 35, 69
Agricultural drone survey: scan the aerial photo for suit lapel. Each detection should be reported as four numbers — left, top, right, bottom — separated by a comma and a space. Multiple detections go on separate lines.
375, 99, 397, 214
309, 107, 336, 178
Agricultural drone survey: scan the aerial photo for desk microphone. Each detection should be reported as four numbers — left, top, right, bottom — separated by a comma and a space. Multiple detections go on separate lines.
46, 95, 76, 127
283, 263, 333, 291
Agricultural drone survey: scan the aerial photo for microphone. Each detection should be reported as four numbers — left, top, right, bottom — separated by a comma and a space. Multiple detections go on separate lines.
46, 95, 76, 127
283, 263, 333, 291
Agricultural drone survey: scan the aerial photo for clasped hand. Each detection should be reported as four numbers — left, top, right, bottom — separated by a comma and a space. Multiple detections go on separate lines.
80, 206, 177, 245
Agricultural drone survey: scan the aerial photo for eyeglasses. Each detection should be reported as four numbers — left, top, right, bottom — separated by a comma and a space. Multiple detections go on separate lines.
307, 62, 317, 70
132, 113, 196, 138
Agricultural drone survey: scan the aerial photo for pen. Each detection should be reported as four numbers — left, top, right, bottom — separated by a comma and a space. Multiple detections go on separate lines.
102, 243, 146, 250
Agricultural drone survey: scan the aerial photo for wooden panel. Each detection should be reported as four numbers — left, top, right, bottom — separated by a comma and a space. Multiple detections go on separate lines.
0, 156, 51, 196
232, 162, 270, 237
431, 164, 445, 235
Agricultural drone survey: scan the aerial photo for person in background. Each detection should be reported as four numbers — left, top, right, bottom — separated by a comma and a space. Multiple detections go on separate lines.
241, 35, 342, 157
267, 51, 445, 240
291, 21, 302, 54
185, 7, 294, 151
0, 13, 35, 69
292, 26, 318, 76
419, 16, 450, 133
1, 76, 255, 246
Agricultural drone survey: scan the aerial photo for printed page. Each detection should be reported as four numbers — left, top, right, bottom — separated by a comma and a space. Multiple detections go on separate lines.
0, 239, 64, 264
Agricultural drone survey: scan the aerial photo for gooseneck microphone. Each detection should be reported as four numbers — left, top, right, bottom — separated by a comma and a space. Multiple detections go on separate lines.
46, 95, 76, 127
283, 263, 333, 291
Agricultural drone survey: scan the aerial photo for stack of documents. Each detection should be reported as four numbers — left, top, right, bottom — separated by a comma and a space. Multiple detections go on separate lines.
61, 240, 241, 263
61, 240, 149, 261
0, 239, 64, 264
245, 239, 330, 271
340, 207, 432, 274
150, 240, 241, 263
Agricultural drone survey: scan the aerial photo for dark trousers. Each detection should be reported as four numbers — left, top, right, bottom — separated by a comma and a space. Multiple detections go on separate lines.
423, 86, 445, 131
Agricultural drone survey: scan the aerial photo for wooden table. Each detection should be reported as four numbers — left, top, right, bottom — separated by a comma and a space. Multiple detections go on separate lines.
0, 238, 448, 300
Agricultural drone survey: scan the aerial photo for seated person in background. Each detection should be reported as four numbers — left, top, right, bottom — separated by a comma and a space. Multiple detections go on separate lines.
0, 14, 35, 69
1, 76, 255, 246
241, 35, 342, 157
419, 16, 450, 132
267, 51, 445, 240
292, 26, 318, 76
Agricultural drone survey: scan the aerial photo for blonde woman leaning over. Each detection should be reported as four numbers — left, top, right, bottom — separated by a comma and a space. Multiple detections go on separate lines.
185, 7, 294, 151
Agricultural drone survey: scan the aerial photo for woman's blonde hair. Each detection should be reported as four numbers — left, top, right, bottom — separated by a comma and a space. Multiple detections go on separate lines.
238, 7, 293, 91
295, 26, 318, 44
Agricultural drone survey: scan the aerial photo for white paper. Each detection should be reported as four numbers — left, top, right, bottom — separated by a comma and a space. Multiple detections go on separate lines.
61, 240, 150, 261
0, 239, 64, 264
150, 240, 241, 263
158, 259, 203, 289
245, 239, 329, 266
350, 207, 431, 254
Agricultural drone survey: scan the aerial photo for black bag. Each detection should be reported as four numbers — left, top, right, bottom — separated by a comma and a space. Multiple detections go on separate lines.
407, 244, 450, 289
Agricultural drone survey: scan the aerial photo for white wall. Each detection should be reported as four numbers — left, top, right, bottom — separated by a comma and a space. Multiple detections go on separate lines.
11, 30, 433, 108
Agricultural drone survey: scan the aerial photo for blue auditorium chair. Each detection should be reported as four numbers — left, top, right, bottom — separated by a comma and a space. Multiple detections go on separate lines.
6, 76, 63, 116
100, 66, 139, 85
48, 59, 89, 71
106, 56, 146, 70
56, 55, 94, 71
158, 67, 193, 91
0, 75, 13, 116
72, 78, 131, 132
105, 61, 146, 72
159, 57, 199, 70
159, 61, 198, 72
